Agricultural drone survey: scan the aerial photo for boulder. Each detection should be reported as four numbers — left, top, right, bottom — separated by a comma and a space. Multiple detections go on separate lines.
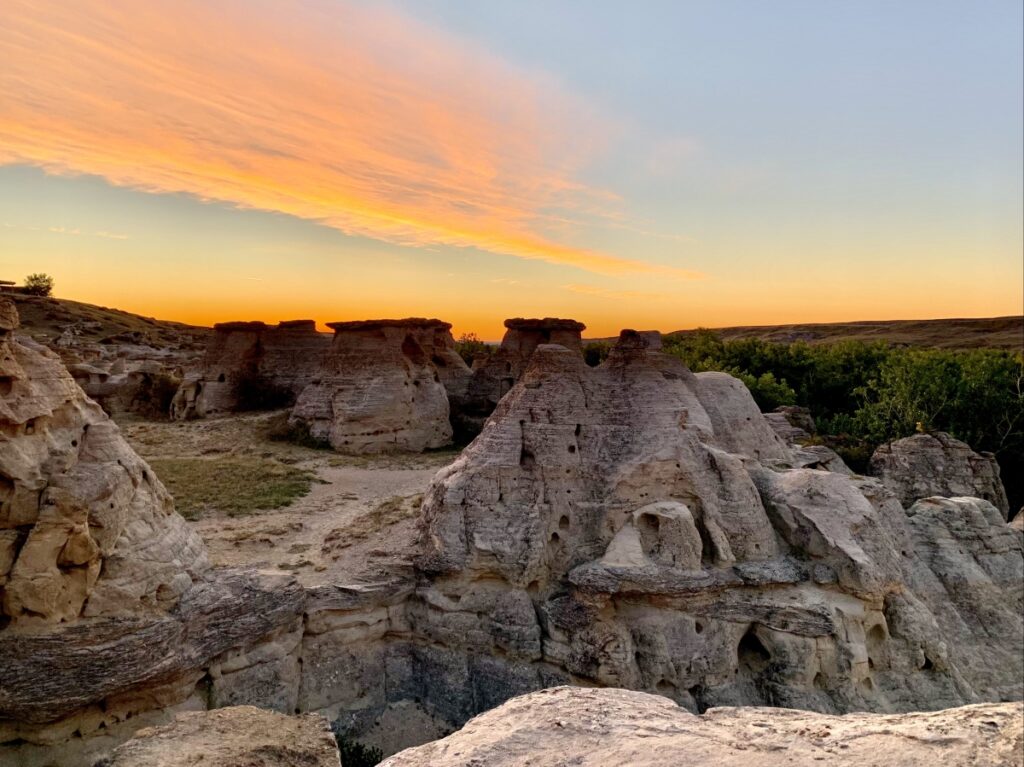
171, 320, 330, 419
290, 319, 456, 453
870, 432, 1010, 518
764, 405, 815, 443
381, 686, 1023, 767
98, 706, 341, 767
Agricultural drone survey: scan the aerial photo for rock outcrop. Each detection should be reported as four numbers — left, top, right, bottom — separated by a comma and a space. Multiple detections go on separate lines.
414, 330, 1022, 723
0, 302, 208, 625
4, 309, 1022, 765
381, 686, 1024, 767
870, 432, 1010, 518
290, 319, 458, 453
171, 320, 330, 419
99, 707, 341, 767
0, 298, 305, 766
457, 318, 585, 436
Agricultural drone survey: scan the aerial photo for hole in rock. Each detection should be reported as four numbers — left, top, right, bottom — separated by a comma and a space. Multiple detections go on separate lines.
655, 680, 676, 695
921, 656, 934, 671
567, 445, 576, 454
738, 628, 771, 675
217, 374, 226, 383
574, 424, 582, 437
558, 515, 570, 531
520, 448, 536, 469
550, 532, 560, 543
695, 621, 704, 634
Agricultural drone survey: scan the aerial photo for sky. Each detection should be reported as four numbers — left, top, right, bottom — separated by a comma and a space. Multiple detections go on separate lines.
0, 0, 1021, 339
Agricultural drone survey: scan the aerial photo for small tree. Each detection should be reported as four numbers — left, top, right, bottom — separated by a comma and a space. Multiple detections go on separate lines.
455, 332, 491, 365
23, 273, 54, 296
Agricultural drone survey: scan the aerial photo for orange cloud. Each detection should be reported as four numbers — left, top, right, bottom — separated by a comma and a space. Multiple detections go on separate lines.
0, 0, 688, 277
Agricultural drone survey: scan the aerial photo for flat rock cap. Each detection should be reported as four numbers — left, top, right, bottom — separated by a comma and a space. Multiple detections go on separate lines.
326, 318, 452, 331
504, 317, 586, 332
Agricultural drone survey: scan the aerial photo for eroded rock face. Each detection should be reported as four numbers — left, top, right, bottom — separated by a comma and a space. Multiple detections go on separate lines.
290, 319, 457, 453
0, 299, 305, 765
381, 686, 1024, 767
171, 320, 331, 419
0, 301, 208, 625
415, 330, 1022, 721
457, 318, 585, 437
870, 432, 1010, 518
99, 706, 341, 767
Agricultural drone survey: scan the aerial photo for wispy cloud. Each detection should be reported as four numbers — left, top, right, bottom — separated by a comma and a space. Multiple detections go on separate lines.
44, 225, 129, 240
0, 0, 691, 278
562, 283, 675, 300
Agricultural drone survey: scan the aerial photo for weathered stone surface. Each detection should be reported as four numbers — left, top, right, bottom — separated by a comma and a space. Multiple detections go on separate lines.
99, 706, 341, 767
416, 329, 1023, 723
381, 686, 1024, 767
457, 317, 585, 436
870, 432, 1009, 517
291, 319, 455, 453
0, 298, 209, 626
171, 319, 331, 419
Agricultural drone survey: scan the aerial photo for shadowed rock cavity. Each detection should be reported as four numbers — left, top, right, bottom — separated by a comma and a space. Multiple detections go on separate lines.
290, 318, 469, 453
170, 319, 331, 419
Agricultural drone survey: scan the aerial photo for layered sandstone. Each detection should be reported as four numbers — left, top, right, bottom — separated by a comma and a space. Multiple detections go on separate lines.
457, 317, 586, 436
415, 330, 1022, 721
171, 320, 330, 419
0, 299, 305, 765
870, 432, 1010, 518
0, 301, 208, 626
382, 686, 1024, 767
99, 707, 341, 767
290, 319, 458, 453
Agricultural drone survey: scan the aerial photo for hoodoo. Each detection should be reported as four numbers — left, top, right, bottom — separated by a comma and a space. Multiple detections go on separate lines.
458, 317, 586, 436
171, 319, 330, 419
290, 318, 463, 453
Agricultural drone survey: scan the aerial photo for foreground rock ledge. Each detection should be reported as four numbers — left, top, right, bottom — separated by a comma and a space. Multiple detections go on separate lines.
97, 706, 340, 767
382, 686, 1024, 767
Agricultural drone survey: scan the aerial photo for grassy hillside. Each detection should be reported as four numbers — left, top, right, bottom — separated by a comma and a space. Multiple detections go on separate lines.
10, 294, 210, 348
668, 316, 1022, 350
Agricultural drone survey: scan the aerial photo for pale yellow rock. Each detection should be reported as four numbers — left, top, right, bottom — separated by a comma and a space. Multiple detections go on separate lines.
382, 686, 1024, 767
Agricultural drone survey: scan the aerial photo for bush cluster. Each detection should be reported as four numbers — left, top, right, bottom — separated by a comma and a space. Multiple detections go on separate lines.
662, 330, 1024, 510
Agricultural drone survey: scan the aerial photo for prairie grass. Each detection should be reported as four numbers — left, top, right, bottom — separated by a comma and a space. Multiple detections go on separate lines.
149, 457, 316, 520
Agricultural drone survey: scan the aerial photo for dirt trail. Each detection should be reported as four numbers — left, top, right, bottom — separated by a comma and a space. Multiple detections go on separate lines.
121, 411, 458, 585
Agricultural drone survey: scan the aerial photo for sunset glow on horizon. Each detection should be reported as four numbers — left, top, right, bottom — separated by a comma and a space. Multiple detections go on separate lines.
1, 0, 1020, 338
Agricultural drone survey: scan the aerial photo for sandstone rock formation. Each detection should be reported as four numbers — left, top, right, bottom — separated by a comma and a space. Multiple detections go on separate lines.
870, 432, 1010, 518
3, 308, 1022, 766
457, 317, 585, 436
0, 299, 305, 765
415, 330, 1022, 722
171, 320, 330, 419
98, 707, 341, 767
290, 319, 459, 453
0, 301, 208, 625
764, 405, 815, 443
381, 686, 1024, 767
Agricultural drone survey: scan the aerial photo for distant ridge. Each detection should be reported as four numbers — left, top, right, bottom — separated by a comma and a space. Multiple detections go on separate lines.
664, 316, 1022, 350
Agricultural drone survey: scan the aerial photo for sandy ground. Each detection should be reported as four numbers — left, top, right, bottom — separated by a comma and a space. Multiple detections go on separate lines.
121, 411, 458, 586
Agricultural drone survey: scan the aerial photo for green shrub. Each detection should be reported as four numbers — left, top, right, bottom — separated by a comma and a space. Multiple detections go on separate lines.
332, 730, 383, 767
22, 273, 54, 296
583, 341, 611, 367
661, 331, 1024, 510
455, 332, 490, 365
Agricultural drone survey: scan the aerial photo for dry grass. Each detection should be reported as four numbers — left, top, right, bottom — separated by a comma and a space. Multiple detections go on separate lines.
149, 457, 317, 520
322, 493, 422, 552
665, 316, 1024, 350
